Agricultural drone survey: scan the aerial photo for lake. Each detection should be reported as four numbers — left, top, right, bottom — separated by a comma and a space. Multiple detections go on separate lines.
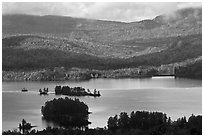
2, 77, 202, 131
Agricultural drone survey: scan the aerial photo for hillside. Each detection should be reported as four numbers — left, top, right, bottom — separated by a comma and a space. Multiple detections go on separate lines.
2, 34, 201, 71
2, 8, 202, 74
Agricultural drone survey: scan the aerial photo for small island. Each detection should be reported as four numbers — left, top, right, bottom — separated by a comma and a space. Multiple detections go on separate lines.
55, 86, 101, 97
41, 97, 90, 129
39, 88, 49, 95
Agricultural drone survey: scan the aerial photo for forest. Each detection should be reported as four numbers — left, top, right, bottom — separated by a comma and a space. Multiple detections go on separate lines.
175, 61, 202, 79
2, 34, 202, 71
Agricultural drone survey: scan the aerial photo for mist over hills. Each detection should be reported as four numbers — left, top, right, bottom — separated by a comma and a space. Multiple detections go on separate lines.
2, 7, 202, 72
3, 7, 201, 37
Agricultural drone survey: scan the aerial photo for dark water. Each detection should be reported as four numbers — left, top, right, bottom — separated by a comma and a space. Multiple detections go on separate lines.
2, 77, 202, 131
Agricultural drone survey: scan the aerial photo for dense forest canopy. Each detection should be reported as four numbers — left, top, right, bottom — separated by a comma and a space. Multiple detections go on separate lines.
41, 97, 90, 128
2, 34, 202, 71
175, 61, 202, 79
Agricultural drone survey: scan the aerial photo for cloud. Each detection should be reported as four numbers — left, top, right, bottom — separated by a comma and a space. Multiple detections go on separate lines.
2, 2, 202, 22
177, 2, 202, 9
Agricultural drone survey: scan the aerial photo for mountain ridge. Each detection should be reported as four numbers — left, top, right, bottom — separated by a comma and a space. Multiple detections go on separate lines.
3, 7, 201, 35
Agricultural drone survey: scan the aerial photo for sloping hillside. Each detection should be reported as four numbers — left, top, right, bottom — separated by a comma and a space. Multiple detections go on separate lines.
2, 8, 202, 71
2, 34, 201, 71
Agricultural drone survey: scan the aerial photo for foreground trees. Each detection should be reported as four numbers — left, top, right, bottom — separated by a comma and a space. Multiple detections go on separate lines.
107, 111, 169, 134
107, 111, 202, 135
2, 111, 202, 135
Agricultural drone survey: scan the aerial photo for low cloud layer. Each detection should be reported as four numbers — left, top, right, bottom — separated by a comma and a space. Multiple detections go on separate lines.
2, 2, 202, 22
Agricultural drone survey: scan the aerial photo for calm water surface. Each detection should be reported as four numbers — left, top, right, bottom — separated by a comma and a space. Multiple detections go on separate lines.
2, 77, 202, 131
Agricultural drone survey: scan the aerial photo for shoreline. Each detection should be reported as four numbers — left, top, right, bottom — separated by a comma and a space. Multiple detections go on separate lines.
3, 75, 202, 82
3, 57, 201, 81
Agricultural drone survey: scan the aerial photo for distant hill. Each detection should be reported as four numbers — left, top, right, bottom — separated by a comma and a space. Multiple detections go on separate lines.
2, 14, 124, 35
3, 8, 201, 39
2, 8, 202, 71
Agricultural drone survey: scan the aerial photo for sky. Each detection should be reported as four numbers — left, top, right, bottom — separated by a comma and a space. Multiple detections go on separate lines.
2, 2, 202, 22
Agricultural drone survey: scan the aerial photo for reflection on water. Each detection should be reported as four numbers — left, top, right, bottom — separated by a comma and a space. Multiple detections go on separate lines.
41, 117, 59, 129
2, 77, 202, 131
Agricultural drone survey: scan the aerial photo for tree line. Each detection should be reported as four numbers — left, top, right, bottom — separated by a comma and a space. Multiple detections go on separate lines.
106, 111, 201, 134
